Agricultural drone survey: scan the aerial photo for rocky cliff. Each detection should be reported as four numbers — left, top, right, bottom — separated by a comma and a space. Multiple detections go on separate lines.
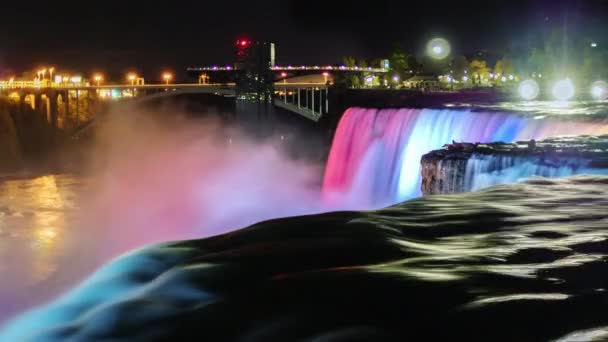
421, 135, 608, 195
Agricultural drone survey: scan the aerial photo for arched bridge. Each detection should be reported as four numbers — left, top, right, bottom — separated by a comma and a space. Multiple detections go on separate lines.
0, 81, 330, 138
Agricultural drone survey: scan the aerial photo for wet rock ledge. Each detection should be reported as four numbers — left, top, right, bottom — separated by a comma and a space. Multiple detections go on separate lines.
421, 135, 608, 195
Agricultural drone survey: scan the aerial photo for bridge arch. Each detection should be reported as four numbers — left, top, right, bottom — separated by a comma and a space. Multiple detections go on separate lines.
7, 92, 21, 105
23, 94, 36, 110
56, 93, 68, 129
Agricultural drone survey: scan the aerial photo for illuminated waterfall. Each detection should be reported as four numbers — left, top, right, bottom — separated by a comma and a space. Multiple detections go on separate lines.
464, 155, 608, 192
323, 108, 608, 208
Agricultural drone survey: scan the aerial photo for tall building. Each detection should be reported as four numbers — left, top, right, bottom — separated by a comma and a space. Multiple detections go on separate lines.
234, 39, 275, 102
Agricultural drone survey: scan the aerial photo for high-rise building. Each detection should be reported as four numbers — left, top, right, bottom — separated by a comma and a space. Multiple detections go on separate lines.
234, 39, 275, 102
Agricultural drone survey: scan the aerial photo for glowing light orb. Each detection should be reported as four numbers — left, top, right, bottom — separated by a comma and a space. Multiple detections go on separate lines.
591, 81, 608, 100
518, 79, 540, 100
552, 79, 575, 101
427, 38, 451, 60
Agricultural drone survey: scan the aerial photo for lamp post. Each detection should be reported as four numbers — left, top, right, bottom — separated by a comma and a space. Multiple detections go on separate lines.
94, 74, 103, 86
163, 72, 173, 85
127, 73, 137, 86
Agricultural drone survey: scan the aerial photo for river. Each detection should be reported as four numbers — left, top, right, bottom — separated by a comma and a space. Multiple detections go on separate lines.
0, 174, 90, 324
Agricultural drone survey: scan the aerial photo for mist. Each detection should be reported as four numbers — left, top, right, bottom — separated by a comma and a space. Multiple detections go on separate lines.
0, 104, 330, 325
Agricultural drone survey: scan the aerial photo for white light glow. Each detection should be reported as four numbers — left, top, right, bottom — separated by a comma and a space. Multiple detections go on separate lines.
426, 38, 451, 59
518, 79, 540, 101
591, 81, 608, 100
552, 79, 575, 101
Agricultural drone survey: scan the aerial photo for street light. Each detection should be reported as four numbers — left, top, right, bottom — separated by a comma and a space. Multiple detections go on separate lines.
591, 81, 608, 100
323, 72, 330, 83
162, 72, 173, 85
94, 73, 104, 86
49, 67, 55, 80
127, 73, 137, 85
518, 79, 540, 100
427, 38, 451, 60
552, 78, 575, 101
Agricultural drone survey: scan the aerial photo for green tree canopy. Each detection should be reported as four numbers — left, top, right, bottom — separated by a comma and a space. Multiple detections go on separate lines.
469, 59, 490, 84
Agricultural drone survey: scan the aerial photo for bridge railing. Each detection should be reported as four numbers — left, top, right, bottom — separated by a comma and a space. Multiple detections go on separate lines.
273, 84, 328, 121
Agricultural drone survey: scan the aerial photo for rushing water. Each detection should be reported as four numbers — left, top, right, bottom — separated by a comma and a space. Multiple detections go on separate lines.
2, 176, 607, 341
464, 154, 608, 192
323, 108, 608, 208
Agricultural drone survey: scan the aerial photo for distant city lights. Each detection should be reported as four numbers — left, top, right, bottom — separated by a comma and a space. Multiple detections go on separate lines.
552, 79, 575, 101
518, 79, 540, 100
591, 81, 608, 100
427, 38, 451, 59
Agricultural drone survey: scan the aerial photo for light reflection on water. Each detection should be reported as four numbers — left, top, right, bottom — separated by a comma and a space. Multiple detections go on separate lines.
0, 175, 88, 324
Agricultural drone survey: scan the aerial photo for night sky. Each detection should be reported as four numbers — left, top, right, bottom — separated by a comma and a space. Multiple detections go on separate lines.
1, 0, 606, 80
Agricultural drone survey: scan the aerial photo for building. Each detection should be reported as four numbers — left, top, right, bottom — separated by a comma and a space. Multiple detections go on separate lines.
235, 39, 276, 102
403, 75, 441, 90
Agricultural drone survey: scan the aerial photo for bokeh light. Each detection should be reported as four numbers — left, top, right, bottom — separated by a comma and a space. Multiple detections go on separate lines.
552, 79, 575, 101
427, 38, 451, 59
591, 81, 608, 100
518, 79, 540, 101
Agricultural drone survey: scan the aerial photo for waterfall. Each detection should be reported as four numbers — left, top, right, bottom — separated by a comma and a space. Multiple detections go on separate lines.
463, 155, 608, 192
323, 107, 608, 208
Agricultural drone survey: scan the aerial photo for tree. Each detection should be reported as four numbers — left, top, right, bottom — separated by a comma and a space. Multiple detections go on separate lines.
407, 55, 421, 74
389, 45, 409, 79
494, 56, 515, 77
469, 59, 490, 85
452, 55, 469, 80
343, 56, 357, 67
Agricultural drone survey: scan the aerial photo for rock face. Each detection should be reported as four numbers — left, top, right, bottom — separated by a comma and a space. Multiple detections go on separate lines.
2, 176, 608, 342
421, 135, 608, 195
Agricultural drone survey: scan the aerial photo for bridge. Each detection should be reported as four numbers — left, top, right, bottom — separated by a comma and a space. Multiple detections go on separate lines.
189, 65, 388, 73
0, 81, 330, 135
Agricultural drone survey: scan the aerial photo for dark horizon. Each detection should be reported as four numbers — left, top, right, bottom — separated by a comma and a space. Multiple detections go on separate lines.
1, 0, 606, 80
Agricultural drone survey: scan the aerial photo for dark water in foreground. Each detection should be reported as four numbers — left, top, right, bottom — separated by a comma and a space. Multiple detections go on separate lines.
1, 176, 607, 341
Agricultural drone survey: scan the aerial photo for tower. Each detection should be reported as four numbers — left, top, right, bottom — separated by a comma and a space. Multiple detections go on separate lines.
234, 39, 275, 102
